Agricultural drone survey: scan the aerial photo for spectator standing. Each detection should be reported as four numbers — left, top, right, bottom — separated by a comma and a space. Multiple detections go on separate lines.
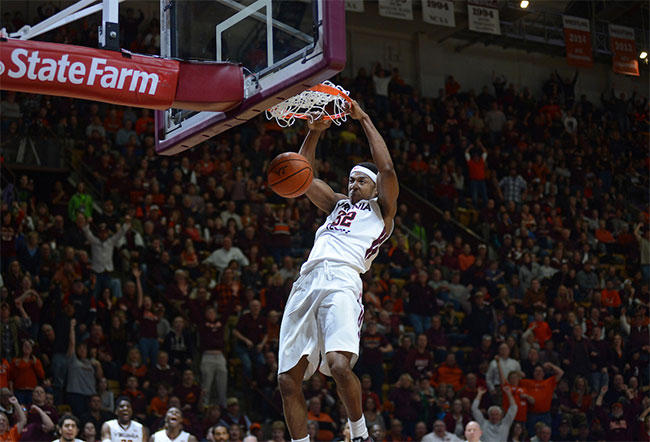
499, 168, 527, 204
66, 319, 103, 418
67, 182, 93, 222
10, 339, 44, 405
471, 386, 517, 442
82, 215, 130, 299
520, 362, 563, 435
465, 142, 489, 207
199, 306, 227, 408
233, 299, 267, 382
485, 344, 521, 397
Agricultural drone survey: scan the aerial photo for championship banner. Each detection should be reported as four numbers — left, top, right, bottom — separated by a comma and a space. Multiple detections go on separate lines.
563, 15, 593, 68
467, 0, 501, 35
422, 0, 455, 28
345, 0, 364, 13
0, 38, 179, 109
378, 0, 413, 21
609, 24, 639, 76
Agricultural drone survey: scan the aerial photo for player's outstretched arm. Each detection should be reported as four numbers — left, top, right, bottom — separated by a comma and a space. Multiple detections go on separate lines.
101, 422, 111, 441
349, 101, 399, 222
300, 117, 346, 213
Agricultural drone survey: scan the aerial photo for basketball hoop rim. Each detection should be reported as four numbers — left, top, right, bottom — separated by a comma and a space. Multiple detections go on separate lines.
278, 82, 352, 121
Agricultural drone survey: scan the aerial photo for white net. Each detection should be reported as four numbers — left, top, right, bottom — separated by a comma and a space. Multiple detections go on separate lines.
266, 80, 350, 127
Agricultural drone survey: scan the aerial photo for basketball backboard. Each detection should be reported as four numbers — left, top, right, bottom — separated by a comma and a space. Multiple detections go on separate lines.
155, 0, 345, 155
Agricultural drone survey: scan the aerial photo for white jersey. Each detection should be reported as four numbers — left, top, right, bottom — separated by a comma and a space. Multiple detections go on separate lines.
105, 419, 144, 442
152, 429, 191, 442
304, 197, 391, 273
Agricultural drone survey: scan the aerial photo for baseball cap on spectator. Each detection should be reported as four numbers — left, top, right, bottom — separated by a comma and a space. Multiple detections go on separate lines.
482, 334, 492, 341
0, 388, 11, 396
478, 244, 487, 249
226, 397, 239, 407
150, 205, 160, 211
504, 234, 512, 240
612, 402, 623, 409
250, 423, 261, 431
624, 279, 632, 285
271, 421, 286, 432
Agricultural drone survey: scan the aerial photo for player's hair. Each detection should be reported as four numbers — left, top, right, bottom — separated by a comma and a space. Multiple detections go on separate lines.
115, 395, 132, 409
58, 413, 79, 428
352, 162, 378, 175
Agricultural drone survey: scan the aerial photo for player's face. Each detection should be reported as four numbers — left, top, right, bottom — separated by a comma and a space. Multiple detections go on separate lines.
348, 173, 376, 203
165, 407, 182, 428
213, 425, 229, 442
117, 400, 133, 423
60, 419, 79, 441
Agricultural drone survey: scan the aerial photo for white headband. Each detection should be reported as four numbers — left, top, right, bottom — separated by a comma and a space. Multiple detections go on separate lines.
350, 165, 377, 183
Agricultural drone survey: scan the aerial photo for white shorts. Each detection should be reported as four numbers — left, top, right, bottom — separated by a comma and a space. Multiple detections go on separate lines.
278, 261, 363, 379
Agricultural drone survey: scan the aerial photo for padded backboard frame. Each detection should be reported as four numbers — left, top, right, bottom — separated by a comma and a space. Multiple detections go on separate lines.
155, 0, 345, 155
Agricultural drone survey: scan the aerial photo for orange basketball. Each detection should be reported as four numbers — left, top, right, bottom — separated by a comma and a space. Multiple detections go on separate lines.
267, 152, 314, 198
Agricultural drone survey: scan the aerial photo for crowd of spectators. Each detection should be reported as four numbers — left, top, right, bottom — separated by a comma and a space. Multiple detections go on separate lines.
1, 5, 650, 442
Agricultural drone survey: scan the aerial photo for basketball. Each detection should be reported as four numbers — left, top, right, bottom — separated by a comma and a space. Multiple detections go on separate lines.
267, 152, 314, 198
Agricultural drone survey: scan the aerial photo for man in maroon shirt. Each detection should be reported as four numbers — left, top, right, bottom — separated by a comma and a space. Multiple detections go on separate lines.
404, 334, 435, 380
173, 370, 202, 414
233, 300, 267, 382
199, 307, 226, 408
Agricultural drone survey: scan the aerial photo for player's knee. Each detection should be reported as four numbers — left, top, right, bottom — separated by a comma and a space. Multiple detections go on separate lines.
278, 373, 300, 397
328, 356, 352, 381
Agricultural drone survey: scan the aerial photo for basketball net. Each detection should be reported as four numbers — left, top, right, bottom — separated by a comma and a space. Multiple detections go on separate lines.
266, 80, 351, 127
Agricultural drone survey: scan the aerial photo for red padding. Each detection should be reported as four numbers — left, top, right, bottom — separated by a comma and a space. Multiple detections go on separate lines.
173, 61, 244, 111
0, 38, 179, 110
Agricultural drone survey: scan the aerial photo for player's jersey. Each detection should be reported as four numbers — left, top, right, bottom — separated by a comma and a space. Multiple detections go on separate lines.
105, 419, 144, 442
152, 429, 191, 442
304, 197, 391, 273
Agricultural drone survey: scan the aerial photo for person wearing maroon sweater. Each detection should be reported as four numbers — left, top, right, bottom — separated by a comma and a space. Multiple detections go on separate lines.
199, 306, 227, 408
425, 315, 449, 363
404, 334, 435, 380
133, 268, 159, 367
594, 385, 637, 442
149, 351, 178, 392
173, 369, 202, 414
233, 299, 267, 382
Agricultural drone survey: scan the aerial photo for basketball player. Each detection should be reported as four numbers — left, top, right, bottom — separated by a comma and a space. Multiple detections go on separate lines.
53, 413, 82, 442
277, 101, 399, 442
101, 397, 145, 442
150, 407, 197, 442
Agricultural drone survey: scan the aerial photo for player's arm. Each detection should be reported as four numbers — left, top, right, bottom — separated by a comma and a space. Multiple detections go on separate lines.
300, 118, 346, 213
349, 101, 399, 223
101, 422, 111, 441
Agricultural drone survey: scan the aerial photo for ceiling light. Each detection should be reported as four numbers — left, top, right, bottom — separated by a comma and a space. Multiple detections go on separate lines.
520, 0, 529, 8
640, 51, 648, 59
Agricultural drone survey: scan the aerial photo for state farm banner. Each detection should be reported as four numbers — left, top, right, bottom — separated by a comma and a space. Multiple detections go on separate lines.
378, 0, 413, 21
0, 38, 179, 109
563, 15, 593, 67
467, 0, 500, 35
422, 0, 455, 28
609, 24, 639, 76
345, 0, 364, 12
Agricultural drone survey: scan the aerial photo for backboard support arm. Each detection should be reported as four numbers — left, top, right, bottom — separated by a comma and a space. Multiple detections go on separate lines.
6, 0, 124, 51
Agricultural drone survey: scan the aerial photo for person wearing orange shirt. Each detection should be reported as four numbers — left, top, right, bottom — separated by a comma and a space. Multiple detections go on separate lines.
306, 396, 336, 441
520, 362, 563, 435
457, 244, 476, 273
431, 353, 465, 392
526, 310, 552, 349
0, 396, 26, 442
600, 280, 621, 310
10, 340, 45, 405
497, 358, 534, 424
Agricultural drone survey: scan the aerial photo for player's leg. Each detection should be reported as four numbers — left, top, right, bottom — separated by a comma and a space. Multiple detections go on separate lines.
326, 351, 363, 420
278, 356, 310, 441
